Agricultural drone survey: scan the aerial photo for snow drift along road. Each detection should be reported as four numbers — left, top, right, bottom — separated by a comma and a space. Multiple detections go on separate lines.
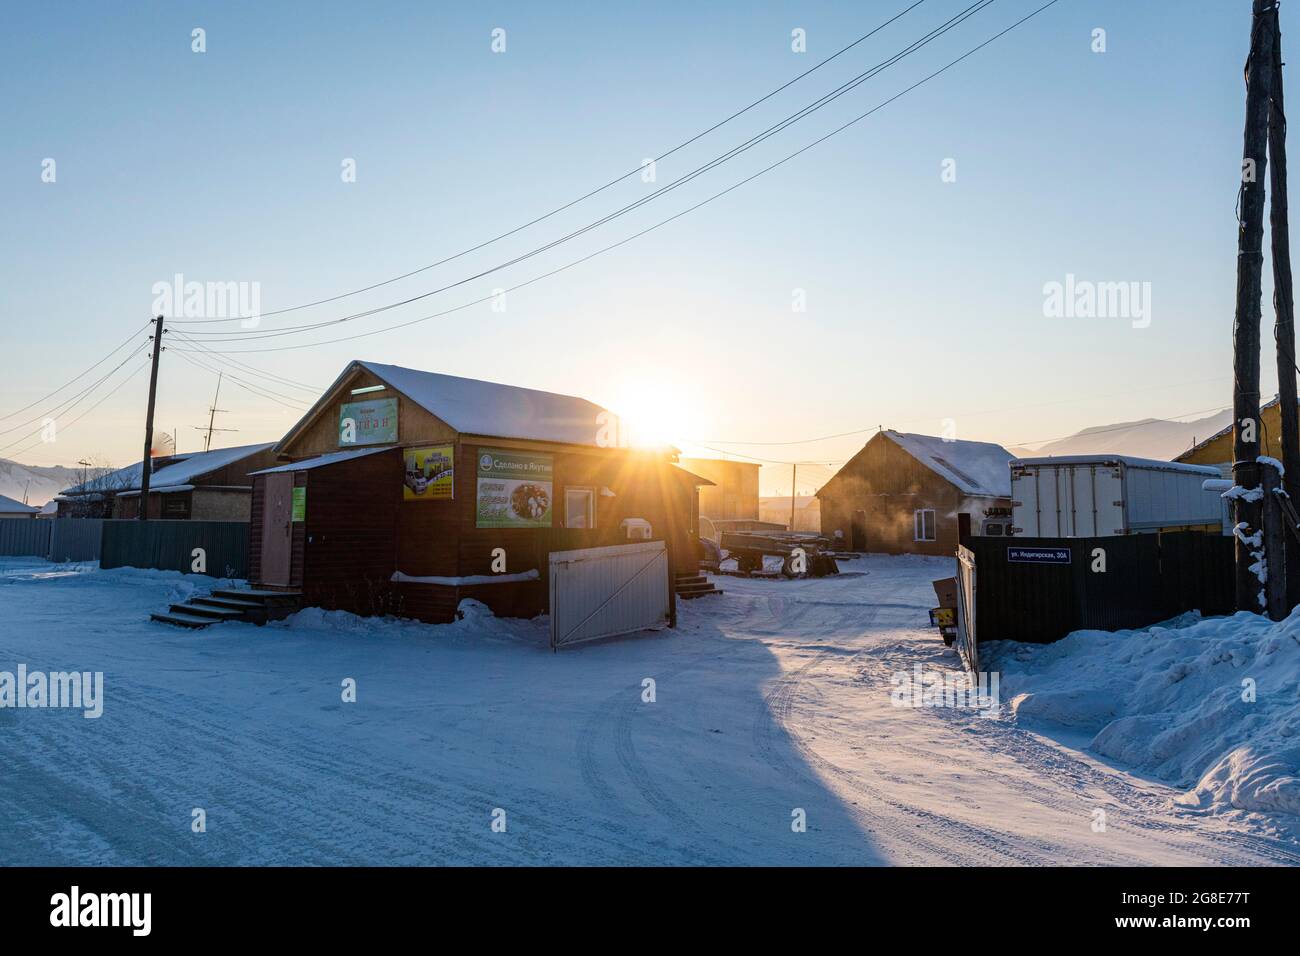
992, 609, 1300, 819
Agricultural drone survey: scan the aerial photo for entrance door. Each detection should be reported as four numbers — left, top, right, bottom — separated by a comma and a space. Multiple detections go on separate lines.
851, 509, 868, 552
261, 473, 294, 586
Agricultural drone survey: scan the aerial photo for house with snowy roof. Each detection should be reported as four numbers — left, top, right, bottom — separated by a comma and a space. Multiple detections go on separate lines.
57, 442, 279, 520
239, 360, 713, 624
0, 492, 39, 519
817, 430, 1014, 555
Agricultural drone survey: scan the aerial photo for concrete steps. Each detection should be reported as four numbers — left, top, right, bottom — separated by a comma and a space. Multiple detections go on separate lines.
675, 573, 723, 600
151, 588, 302, 629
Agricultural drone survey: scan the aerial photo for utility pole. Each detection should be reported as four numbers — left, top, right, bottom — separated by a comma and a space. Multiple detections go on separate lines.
138, 315, 165, 521
1233, 0, 1276, 612
789, 463, 797, 531
1269, 0, 1300, 612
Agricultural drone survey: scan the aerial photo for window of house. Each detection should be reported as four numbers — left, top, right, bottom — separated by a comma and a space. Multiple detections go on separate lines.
565, 487, 596, 529
914, 508, 936, 542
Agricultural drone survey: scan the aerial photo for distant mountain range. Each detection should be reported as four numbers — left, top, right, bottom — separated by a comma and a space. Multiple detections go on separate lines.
0, 459, 81, 507
1008, 410, 1232, 461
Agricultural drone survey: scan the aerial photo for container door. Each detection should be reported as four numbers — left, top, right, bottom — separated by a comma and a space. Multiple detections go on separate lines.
261, 473, 294, 586
1096, 465, 1125, 535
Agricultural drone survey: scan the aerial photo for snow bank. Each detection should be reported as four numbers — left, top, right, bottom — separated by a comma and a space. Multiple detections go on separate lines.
280, 599, 548, 645
989, 610, 1300, 818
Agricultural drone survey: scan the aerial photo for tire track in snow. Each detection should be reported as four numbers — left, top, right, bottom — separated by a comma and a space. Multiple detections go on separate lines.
749, 601, 1096, 865
846, 643, 1300, 866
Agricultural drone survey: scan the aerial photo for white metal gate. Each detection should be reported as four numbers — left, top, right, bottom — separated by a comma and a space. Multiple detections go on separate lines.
549, 540, 671, 649
955, 545, 979, 674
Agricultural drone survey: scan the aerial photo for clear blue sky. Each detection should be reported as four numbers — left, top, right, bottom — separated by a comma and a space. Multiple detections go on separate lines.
0, 0, 1281, 493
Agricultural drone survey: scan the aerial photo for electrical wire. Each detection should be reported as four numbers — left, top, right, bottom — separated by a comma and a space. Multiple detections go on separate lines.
176, 0, 999, 342
163, 0, 1063, 356
0, 349, 150, 455
5, 357, 151, 463
0, 320, 151, 422
167, 347, 310, 410
165, 0, 933, 325
0, 347, 149, 443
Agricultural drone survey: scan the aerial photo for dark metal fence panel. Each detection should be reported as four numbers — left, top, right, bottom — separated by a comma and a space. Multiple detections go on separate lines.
965, 532, 1233, 646
0, 520, 52, 557
48, 518, 104, 562
100, 520, 249, 578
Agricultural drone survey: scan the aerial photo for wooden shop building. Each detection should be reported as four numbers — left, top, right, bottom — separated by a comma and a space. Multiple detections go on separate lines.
248, 360, 711, 623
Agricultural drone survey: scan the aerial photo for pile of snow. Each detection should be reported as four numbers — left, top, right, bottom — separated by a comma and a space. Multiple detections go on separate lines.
279, 599, 548, 645
989, 610, 1300, 818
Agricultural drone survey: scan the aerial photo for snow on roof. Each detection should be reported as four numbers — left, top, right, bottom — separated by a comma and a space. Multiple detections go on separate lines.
251, 446, 396, 475
60, 442, 275, 495
0, 492, 38, 513
1011, 454, 1221, 475
352, 361, 616, 447
885, 430, 1013, 497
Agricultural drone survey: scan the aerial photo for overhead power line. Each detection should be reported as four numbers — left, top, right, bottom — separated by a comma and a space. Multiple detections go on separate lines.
174, 0, 999, 343
167, 347, 310, 410
164, 0, 1063, 356
0, 320, 151, 423
0, 347, 149, 445
166, 0, 932, 325
0, 351, 150, 457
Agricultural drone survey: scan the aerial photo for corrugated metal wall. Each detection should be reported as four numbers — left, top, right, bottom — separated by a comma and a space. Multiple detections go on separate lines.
549, 540, 671, 649
101, 520, 249, 578
48, 518, 103, 561
0, 520, 52, 557
958, 531, 1233, 650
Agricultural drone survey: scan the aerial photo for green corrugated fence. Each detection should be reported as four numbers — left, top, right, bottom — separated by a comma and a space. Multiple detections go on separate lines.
100, 520, 248, 578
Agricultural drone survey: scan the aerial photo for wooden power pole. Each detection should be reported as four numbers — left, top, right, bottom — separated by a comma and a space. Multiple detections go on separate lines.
790, 463, 797, 531
1234, 0, 1276, 612
1270, 0, 1300, 613
138, 315, 165, 521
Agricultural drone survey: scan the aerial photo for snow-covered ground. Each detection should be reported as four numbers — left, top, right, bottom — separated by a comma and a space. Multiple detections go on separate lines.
1, 554, 1297, 866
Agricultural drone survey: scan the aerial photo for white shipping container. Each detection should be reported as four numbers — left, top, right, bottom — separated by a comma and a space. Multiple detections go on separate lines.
1010, 455, 1225, 537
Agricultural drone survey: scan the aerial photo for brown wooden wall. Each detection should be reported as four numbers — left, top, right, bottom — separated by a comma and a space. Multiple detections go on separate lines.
299, 450, 401, 613
248, 475, 264, 584
819, 433, 970, 556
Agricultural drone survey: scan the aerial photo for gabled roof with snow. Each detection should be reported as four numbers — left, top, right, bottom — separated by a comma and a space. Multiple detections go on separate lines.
282, 361, 620, 449
0, 492, 38, 514
885, 431, 1013, 497
60, 442, 275, 496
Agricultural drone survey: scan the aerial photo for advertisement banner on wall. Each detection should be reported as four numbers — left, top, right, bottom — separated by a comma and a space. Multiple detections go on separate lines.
476, 448, 553, 528
338, 397, 398, 446
403, 445, 454, 501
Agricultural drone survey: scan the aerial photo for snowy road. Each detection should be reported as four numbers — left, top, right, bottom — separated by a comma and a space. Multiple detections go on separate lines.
1, 555, 1296, 865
